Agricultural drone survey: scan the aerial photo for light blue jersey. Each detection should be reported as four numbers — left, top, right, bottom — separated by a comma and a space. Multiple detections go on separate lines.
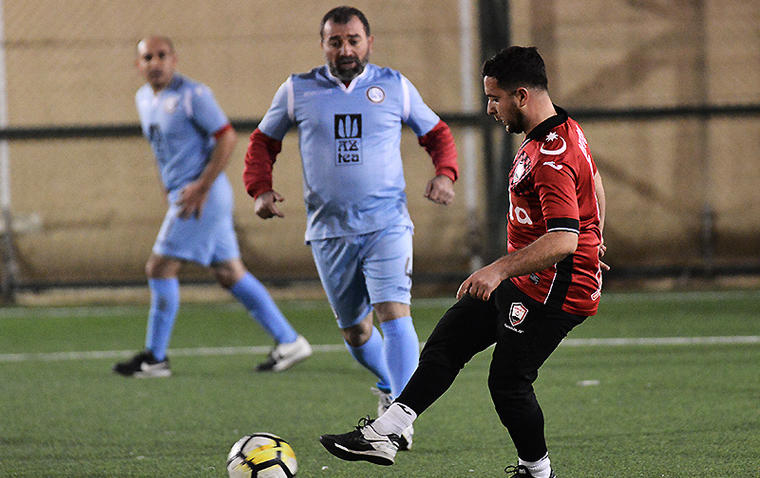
258, 63, 441, 241
136, 73, 238, 265
136, 73, 229, 192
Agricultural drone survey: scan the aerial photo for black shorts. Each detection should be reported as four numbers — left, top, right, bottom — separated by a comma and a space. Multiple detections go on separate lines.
416, 280, 586, 389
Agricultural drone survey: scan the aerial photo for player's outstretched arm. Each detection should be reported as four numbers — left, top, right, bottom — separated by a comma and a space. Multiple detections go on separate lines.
254, 190, 285, 219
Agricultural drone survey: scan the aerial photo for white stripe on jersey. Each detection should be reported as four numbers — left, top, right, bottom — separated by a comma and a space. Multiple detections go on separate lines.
183, 88, 193, 117
401, 76, 411, 121
285, 77, 295, 122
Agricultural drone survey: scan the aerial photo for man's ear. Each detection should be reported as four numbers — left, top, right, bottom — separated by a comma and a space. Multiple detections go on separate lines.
515, 87, 530, 108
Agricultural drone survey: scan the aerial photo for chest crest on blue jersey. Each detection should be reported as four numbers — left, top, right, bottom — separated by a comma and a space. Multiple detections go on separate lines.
334, 114, 362, 165
366, 86, 385, 104
163, 95, 180, 114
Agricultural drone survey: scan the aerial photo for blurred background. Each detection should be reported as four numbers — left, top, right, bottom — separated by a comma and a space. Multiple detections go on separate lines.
1, 0, 758, 303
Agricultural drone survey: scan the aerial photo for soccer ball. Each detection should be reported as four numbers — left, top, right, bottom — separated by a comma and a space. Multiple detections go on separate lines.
226, 433, 298, 478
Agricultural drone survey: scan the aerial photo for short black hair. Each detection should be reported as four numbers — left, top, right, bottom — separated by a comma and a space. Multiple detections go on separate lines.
320, 6, 371, 39
482, 46, 548, 91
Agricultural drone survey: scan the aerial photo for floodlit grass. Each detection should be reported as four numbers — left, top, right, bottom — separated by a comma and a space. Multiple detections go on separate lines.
1, 290, 758, 477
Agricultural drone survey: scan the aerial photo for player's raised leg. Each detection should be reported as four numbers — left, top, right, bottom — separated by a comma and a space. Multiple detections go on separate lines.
320, 295, 499, 464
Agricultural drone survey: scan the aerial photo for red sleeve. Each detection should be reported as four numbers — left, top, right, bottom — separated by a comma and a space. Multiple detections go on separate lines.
243, 128, 282, 198
533, 160, 580, 229
417, 120, 458, 182
212, 123, 233, 140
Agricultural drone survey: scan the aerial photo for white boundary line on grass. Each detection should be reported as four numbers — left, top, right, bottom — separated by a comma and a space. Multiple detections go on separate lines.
1, 336, 757, 363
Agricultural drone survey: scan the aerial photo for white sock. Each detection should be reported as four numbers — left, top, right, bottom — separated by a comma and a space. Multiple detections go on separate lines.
519, 453, 551, 478
371, 402, 417, 436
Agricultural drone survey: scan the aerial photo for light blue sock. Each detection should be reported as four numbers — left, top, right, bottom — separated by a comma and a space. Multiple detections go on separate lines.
145, 277, 180, 361
380, 316, 419, 398
346, 326, 392, 389
229, 272, 298, 344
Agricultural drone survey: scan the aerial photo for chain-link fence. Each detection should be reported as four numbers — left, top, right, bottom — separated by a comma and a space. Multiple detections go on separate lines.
1, 0, 759, 301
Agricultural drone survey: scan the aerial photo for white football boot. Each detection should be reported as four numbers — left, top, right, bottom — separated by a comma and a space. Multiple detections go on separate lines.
256, 335, 312, 372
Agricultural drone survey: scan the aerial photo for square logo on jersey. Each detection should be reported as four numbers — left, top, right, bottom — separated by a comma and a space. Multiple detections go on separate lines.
335, 114, 362, 165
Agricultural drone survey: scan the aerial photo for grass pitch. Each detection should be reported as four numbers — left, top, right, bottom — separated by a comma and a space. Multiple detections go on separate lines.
1, 290, 758, 477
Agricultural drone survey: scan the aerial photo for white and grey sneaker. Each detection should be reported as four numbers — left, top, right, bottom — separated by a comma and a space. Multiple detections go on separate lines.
319, 417, 399, 466
371, 387, 414, 451
505, 464, 557, 477
113, 350, 171, 378
256, 335, 312, 372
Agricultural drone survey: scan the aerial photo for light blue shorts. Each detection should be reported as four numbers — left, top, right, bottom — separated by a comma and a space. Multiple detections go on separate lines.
310, 225, 413, 329
153, 173, 240, 266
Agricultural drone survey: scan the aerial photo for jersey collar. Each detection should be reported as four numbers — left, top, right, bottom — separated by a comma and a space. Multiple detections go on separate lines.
147, 73, 183, 97
323, 63, 372, 93
525, 105, 568, 142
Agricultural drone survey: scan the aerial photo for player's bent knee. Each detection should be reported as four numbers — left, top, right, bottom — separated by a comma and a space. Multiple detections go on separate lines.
373, 301, 411, 322
145, 254, 181, 279
212, 259, 246, 288
342, 322, 372, 347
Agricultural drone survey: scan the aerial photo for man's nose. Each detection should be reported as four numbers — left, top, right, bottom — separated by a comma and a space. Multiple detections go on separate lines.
339, 42, 353, 56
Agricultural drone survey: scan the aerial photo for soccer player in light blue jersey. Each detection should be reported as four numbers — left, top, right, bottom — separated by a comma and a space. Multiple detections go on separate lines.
243, 7, 459, 449
114, 36, 311, 378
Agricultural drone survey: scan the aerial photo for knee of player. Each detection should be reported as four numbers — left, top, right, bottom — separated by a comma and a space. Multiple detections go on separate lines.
212, 259, 247, 288
487, 371, 536, 399
342, 323, 373, 347
145, 255, 181, 278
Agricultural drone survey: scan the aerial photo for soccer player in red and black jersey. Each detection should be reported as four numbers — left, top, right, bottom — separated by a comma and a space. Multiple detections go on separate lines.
320, 46, 607, 478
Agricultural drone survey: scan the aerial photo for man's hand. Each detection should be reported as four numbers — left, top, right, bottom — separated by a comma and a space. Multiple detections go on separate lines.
599, 241, 610, 271
254, 190, 285, 219
456, 262, 504, 301
424, 174, 455, 205
178, 180, 209, 219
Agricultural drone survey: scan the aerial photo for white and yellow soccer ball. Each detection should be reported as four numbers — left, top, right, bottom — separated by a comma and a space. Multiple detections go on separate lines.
226, 433, 298, 478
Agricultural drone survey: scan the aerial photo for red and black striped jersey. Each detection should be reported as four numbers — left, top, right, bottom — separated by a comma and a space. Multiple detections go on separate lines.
507, 107, 602, 316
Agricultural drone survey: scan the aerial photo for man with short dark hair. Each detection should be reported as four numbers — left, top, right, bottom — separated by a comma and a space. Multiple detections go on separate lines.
320, 46, 607, 478
244, 6, 459, 450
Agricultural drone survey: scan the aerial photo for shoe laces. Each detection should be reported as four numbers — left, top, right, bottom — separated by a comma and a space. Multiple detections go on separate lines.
504, 464, 529, 477
356, 416, 375, 430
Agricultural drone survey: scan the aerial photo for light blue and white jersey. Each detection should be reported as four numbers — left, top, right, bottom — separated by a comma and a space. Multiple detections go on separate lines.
136, 74, 229, 192
258, 63, 441, 241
